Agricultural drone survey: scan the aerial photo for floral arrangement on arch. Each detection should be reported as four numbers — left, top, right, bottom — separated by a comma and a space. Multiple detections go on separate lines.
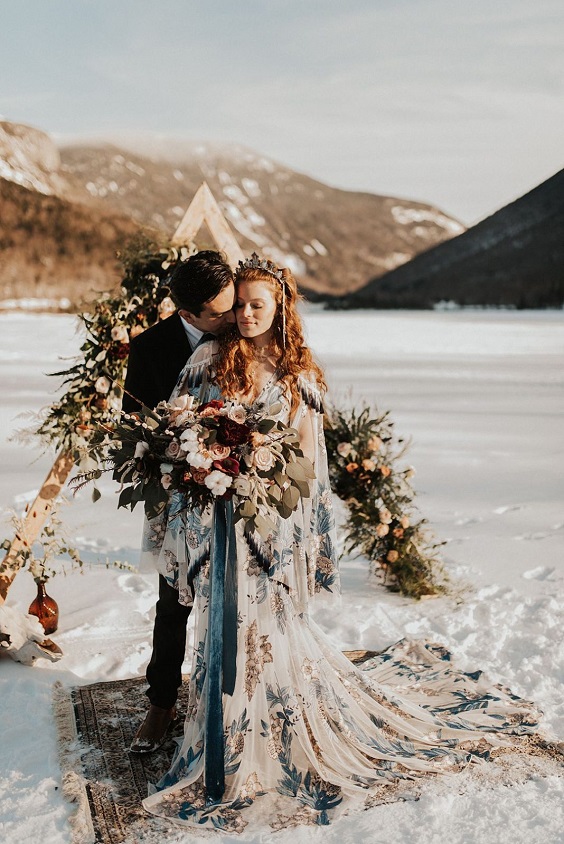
74, 396, 315, 539
30, 234, 194, 473
325, 405, 446, 599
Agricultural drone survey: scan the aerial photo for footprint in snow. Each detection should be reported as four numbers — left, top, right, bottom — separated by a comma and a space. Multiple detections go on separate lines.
522, 566, 558, 581
493, 504, 523, 514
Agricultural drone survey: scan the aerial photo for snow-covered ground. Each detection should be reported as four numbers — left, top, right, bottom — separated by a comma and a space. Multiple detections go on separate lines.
1, 309, 563, 844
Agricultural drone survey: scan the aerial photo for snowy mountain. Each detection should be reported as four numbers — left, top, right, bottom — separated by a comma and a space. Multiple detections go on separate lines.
0, 120, 65, 196
59, 140, 464, 296
346, 169, 564, 308
0, 120, 465, 300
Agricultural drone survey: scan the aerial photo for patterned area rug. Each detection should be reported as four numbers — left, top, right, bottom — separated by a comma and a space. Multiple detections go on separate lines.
54, 650, 378, 844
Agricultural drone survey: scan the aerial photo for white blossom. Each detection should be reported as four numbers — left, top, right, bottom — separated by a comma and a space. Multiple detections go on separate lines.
204, 470, 233, 496
187, 451, 213, 470
94, 376, 111, 394
111, 325, 129, 343
134, 441, 149, 459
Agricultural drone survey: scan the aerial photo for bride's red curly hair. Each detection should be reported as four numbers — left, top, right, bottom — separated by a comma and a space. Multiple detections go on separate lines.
214, 265, 326, 414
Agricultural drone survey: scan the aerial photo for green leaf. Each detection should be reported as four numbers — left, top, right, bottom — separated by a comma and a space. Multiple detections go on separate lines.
296, 456, 316, 479
282, 485, 300, 511
278, 503, 293, 520
255, 514, 273, 539
285, 461, 306, 482
240, 499, 257, 518
92, 487, 101, 503
268, 484, 282, 502
293, 479, 311, 499
257, 419, 276, 434
118, 485, 134, 509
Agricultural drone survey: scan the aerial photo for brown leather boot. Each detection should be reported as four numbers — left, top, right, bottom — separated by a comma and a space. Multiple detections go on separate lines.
129, 704, 177, 753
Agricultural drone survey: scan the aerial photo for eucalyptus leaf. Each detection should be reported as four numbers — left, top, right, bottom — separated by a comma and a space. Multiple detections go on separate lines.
92, 487, 101, 503
257, 418, 276, 434
240, 499, 257, 518
282, 485, 300, 511
254, 514, 273, 540
296, 456, 316, 479
294, 478, 311, 499
285, 461, 306, 481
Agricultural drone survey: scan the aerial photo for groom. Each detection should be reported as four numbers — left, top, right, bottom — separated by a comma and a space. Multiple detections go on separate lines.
123, 250, 236, 753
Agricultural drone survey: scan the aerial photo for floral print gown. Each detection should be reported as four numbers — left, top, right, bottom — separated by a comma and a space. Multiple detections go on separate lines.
141, 343, 542, 834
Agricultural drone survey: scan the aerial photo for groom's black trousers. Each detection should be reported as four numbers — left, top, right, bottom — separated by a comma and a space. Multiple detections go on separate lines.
146, 576, 192, 709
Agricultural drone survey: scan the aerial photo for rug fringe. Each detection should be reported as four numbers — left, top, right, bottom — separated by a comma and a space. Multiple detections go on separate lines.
53, 681, 96, 844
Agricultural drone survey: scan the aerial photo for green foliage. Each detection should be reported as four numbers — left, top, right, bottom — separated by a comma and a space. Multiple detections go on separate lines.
325, 403, 446, 599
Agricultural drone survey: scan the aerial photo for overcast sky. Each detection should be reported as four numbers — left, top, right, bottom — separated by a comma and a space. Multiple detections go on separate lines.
1, 0, 563, 223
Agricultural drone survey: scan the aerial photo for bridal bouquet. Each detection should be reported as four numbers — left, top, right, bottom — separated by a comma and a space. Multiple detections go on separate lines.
79, 395, 315, 539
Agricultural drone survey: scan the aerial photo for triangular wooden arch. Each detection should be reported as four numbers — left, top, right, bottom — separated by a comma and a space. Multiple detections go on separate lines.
172, 182, 244, 266
0, 184, 244, 603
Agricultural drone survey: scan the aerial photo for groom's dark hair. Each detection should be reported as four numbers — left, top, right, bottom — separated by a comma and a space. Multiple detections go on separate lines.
168, 250, 234, 315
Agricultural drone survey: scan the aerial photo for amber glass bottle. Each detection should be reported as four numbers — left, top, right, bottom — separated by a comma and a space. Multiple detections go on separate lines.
28, 581, 59, 635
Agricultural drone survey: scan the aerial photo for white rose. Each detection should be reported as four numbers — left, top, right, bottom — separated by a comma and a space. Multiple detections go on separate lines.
226, 403, 247, 424
95, 376, 111, 394
160, 462, 174, 474
111, 325, 129, 343
204, 469, 233, 496
134, 441, 149, 459
172, 410, 194, 427
169, 395, 195, 412
187, 451, 213, 470
337, 442, 352, 458
253, 446, 275, 471
180, 428, 199, 442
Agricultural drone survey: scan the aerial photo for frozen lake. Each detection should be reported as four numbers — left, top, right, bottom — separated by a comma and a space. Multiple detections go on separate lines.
1, 309, 563, 844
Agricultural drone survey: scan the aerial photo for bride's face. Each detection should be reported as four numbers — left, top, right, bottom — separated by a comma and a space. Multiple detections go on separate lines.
235, 280, 278, 342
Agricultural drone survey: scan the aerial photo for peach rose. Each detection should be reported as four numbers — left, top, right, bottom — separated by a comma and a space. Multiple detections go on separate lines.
379, 507, 392, 524
209, 443, 231, 460
386, 550, 399, 563
379, 465, 391, 478
130, 325, 144, 339
337, 442, 352, 458
362, 459, 376, 471
161, 473, 173, 490
367, 435, 382, 452
376, 523, 389, 537
400, 516, 410, 529
345, 462, 359, 474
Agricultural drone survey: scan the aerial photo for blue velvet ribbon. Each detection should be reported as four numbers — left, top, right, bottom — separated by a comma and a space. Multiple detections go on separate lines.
204, 497, 238, 803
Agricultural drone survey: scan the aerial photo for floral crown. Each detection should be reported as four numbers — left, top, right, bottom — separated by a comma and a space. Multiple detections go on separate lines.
237, 252, 285, 283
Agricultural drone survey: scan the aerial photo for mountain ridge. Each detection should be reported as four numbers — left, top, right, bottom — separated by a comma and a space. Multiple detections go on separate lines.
344, 168, 564, 309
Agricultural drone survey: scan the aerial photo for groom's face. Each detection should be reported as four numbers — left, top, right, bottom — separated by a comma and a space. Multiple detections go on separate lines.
180, 281, 236, 334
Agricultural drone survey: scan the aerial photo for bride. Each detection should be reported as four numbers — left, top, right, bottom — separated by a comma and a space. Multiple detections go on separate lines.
141, 255, 541, 833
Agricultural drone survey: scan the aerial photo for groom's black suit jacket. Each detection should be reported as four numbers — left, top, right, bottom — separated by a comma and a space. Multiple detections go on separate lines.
122, 312, 192, 414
